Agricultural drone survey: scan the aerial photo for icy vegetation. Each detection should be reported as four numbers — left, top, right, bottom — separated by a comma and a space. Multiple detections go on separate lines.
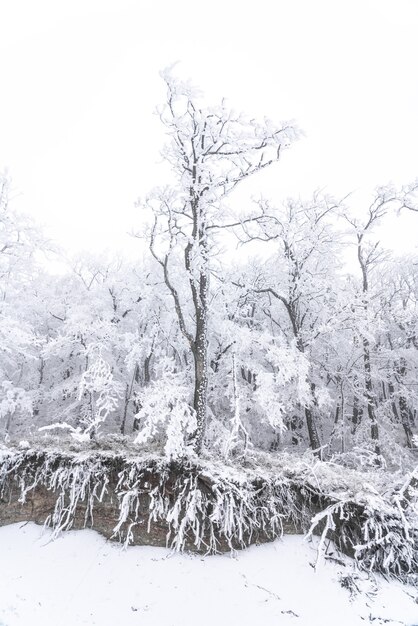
0, 73, 417, 465
1, 68, 418, 610
1, 443, 418, 584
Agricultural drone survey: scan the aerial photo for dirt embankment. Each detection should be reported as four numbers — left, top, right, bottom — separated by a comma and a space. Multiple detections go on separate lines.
1, 447, 417, 583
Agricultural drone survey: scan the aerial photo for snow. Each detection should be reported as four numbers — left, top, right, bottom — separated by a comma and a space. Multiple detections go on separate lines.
0, 524, 417, 626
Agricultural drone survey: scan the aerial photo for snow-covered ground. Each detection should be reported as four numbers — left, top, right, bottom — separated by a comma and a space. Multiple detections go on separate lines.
0, 523, 417, 626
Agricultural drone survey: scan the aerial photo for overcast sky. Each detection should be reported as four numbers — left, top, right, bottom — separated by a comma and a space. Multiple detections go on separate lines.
1, 0, 417, 257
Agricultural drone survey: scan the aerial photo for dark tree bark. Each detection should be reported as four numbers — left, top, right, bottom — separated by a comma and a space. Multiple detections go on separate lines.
354, 211, 381, 457
396, 358, 414, 448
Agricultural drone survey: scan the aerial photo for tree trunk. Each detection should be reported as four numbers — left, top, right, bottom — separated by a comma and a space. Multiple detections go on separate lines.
351, 397, 362, 433
120, 383, 130, 435
362, 336, 380, 455
192, 295, 208, 454
305, 383, 322, 457
133, 358, 151, 433
357, 232, 381, 457
305, 406, 322, 455
387, 379, 400, 423
397, 358, 414, 448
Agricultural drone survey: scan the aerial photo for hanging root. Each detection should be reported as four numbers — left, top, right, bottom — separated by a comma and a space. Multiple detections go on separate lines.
0, 447, 417, 582
307, 469, 418, 584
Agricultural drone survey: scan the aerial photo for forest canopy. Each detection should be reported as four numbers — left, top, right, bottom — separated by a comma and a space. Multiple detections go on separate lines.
1, 70, 418, 470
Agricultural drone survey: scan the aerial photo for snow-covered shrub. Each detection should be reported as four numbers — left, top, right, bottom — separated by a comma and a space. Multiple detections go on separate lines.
78, 348, 123, 434
307, 466, 418, 583
40, 347, 123, 441
133, 357, 197, 458
0, 382, 32, 432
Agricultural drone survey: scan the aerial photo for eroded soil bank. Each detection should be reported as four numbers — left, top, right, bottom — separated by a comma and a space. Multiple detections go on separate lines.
0, 445, 417, 582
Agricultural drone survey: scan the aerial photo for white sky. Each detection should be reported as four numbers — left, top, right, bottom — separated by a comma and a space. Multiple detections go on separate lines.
0, 0, 417, 257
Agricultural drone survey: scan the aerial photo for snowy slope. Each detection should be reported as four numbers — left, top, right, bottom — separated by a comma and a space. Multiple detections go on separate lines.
0, 523, 417, 626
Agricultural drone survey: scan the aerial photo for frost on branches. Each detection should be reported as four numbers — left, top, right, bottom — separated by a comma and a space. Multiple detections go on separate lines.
138, 68, 300, 454
77, 349, 123, 438
0, 72, 417, 576
133, 357, 197, 458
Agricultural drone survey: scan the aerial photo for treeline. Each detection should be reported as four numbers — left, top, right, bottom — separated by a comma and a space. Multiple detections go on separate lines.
1, 71, 417, 466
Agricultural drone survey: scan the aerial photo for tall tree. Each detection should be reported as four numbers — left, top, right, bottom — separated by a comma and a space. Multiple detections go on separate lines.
235, 193, 342, 453
343, 183, 418, 455
140, 69, 300, 453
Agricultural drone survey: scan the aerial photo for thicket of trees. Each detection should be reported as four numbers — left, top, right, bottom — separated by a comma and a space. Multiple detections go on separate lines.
1, 72, 418, 466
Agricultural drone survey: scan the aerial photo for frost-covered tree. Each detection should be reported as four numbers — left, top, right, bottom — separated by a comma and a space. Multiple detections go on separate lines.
233, 193, 343, 453
0, 170, 47, 434
1, 80, 418, 473
138, 68, 300, 453
374, 258, 418, 449
343, 185, 417, 456
34, 257, 168, 439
